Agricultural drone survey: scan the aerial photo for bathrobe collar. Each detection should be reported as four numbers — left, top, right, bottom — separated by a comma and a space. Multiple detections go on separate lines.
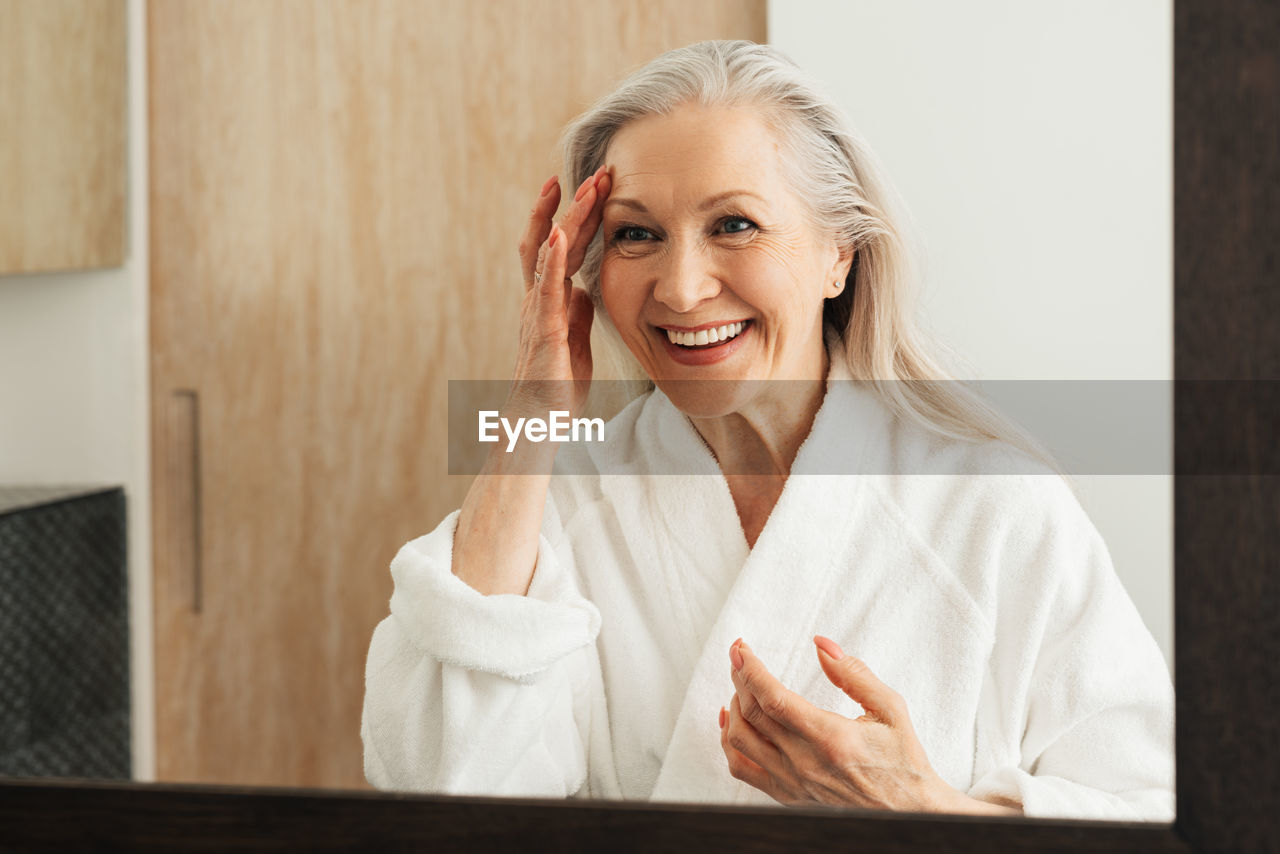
588, 332, 897, 803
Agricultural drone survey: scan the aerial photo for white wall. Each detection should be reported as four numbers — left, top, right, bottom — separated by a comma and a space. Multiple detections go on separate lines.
769, 0, 1173, 666
0, 0, 153, 779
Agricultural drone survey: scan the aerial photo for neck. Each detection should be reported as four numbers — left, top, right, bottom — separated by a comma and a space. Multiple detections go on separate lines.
688, 365, 830, 478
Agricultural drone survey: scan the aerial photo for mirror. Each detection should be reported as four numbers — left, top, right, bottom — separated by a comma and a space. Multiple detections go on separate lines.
0, 0, 1176, 829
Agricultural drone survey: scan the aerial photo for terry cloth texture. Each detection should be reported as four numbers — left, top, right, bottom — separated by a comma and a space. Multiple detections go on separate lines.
362, 337, 1175, 820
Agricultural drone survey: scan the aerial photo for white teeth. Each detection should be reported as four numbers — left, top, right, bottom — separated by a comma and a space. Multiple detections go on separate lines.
665, 321, 747, 347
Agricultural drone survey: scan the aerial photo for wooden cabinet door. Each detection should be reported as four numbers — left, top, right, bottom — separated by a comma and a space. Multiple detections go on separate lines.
0, 0, 125, 274
149, 0, 764, 789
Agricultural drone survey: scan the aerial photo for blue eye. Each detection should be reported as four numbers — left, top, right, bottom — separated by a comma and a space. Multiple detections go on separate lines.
615, 226, 654, 242
722, 217, 755, 234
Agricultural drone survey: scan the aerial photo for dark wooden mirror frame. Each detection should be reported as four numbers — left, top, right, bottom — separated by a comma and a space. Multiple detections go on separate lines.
2, 1, 1275, 850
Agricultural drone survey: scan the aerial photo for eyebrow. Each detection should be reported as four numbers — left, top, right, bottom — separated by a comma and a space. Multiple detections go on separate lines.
604, 190, 767, 215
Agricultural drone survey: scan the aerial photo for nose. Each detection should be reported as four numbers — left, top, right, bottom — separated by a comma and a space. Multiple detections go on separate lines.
651, 240, 721, 313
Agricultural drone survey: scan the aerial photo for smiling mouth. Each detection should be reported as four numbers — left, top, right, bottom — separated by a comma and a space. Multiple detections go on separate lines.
661, 320, 752, 349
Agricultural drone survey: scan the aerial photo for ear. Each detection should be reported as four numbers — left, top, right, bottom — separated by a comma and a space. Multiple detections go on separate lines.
824, 244, 856, 299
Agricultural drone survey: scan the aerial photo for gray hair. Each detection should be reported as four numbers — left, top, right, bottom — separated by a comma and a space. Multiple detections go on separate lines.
560, 40, 1063, 475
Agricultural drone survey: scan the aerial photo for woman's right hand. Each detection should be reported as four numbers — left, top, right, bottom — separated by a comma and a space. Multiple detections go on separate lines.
510, 167, 612, 420
452, 169, 612, 595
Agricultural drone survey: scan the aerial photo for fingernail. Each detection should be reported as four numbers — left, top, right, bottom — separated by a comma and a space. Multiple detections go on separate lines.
718, 707, 727, 729
814, 635, 844, 660
730, 639, 744, 671
540, 175, 558, 197
548, 225, 560, 248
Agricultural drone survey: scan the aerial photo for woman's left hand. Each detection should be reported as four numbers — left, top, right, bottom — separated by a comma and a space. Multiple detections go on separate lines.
719, 636, 1020, 815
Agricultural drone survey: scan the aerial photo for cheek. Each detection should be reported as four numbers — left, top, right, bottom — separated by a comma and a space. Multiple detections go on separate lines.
601, 275, 637, 338
599, 262, 644, 331
721, 247, 811, 311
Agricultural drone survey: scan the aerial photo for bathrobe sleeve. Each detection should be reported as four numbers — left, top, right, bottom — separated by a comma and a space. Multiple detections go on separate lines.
360, 495, 603, 797
966, 476, 1175, 821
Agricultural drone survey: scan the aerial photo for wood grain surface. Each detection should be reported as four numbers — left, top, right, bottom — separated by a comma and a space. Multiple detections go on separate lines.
149, 0, 765, 789
0, 0, 126, 274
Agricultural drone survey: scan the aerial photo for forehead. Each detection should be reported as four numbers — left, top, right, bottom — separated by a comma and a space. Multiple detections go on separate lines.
604, 105, 791, 211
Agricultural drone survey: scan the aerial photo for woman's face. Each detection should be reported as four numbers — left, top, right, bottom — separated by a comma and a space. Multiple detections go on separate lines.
600, 104, 852, 418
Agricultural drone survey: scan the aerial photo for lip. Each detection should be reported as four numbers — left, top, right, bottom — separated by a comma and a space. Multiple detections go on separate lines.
656, 319, 751, 333
657, 319, 753, 367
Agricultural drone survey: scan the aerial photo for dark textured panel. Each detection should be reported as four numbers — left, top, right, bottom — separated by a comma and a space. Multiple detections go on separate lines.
0, 487, 130, 780
1174, 3, 1280, 382
1174, 0, 1280, 852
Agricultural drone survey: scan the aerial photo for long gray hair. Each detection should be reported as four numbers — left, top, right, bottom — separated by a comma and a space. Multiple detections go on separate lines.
560, 40, 1059, 472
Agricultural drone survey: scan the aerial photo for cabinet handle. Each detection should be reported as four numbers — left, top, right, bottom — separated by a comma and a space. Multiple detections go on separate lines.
172, 389, 203, 613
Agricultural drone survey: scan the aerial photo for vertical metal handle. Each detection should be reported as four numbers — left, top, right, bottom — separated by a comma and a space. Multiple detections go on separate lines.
172, 389, 203, 613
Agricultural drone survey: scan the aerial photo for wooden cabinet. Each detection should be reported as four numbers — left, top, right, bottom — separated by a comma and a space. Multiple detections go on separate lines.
148, 0, 765, 789
0, 0, 126, 274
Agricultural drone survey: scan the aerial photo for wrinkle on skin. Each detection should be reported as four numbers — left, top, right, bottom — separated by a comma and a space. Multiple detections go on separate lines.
599, 105, 853, 490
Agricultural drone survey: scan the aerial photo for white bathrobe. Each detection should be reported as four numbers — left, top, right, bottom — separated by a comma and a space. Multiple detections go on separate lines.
361, 342, 1176, 822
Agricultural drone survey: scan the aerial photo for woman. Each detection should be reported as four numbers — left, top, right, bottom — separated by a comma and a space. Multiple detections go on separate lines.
361, 41, 1174, 820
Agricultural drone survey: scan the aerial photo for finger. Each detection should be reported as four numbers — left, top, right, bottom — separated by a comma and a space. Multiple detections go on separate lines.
566, 286, 595, 364
730, 662, 788, 745
732, 639, 820, 740
556, 168, 604, 272
814, 636, 904, 727
565, 170, 611, 275
535, 224, 569, 330
725, 693, 785, 771
531, 241, 549, 296
721, 738, 775, 797
721, 697, 785, 798
520, 175, 562, 290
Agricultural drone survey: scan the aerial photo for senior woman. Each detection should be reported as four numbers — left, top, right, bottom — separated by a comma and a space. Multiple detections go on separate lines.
361, 41, 1174, 821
